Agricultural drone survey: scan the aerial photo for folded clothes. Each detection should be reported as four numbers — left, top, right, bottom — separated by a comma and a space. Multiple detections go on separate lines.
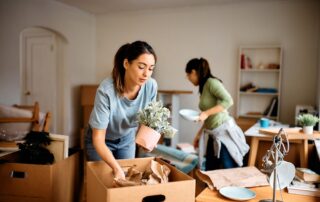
149, 144, 199, 174
255, 88, 278, 93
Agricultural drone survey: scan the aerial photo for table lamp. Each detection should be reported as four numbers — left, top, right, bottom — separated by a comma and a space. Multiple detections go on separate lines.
260, 128, 295, 202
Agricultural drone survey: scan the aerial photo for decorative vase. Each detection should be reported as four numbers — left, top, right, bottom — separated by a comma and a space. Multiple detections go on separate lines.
135, 124, 161, 152
302, 126, 313, 135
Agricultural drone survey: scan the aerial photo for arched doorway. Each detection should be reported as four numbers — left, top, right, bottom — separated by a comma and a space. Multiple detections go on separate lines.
20, 27, 65, 133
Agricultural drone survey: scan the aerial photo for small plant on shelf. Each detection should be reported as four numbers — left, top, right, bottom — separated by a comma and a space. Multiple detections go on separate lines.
297, 113, 319, 135
297, 114, 319, 127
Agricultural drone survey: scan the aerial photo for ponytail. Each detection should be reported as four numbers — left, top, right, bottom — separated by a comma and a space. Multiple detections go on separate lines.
185, 57, 222, 94
112, 43, 130, 95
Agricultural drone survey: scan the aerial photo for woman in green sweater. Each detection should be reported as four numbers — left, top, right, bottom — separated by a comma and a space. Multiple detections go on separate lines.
185, 58, 249, 170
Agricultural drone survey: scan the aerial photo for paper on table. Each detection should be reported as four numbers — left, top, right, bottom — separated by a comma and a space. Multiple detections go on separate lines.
196, 166, 269, 190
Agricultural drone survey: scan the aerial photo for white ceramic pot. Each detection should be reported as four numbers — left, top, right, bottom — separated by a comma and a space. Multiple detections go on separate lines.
135, 124, 161, 152
302, 126, 313, 135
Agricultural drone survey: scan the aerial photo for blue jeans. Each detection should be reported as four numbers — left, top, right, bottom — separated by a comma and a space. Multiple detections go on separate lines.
205, 136, 238, 171
85, 127, 136, 161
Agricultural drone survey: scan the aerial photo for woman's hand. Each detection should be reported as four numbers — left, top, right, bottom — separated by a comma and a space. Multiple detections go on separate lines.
193, 130, 203, 149
113, 167, 125, 180
92, 129, 126, 180
197, 111, 209, 122
193, 135, 200, 149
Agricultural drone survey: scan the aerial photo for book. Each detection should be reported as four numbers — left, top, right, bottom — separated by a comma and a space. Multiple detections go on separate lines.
240, 83, 255, 92
262, 97, 278, 117
296, 168, 320, 182
292, 178, 316, 188
246, 87, 259, 92
287, 184, 320, 197
270, 98, 278, 117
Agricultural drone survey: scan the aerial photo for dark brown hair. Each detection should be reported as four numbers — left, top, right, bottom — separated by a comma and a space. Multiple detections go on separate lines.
112, 41, 157, 95
185, 57, 222, 94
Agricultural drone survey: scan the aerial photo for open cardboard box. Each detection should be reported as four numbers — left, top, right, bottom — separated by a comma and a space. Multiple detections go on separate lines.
0, 149, 81, 202
87, 157, 195, 202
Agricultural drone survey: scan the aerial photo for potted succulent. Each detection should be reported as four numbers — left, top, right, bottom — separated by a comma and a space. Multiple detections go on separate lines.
297, 114, 319, 134
136, 101, 177, 151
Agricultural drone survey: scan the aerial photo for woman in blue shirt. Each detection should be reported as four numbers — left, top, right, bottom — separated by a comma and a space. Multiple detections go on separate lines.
86, 41, 158, 179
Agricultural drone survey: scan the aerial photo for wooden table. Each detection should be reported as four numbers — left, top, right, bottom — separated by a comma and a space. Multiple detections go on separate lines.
196, 187, 318, 202
245, 124, 320, 168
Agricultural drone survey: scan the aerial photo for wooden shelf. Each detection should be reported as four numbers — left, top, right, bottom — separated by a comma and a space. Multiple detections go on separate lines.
157, 90, 193, 147
240, 69, 280, 73
237, 45, 282, 121
240, 92, 279, 96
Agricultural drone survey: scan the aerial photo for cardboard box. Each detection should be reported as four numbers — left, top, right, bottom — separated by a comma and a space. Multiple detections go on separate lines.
46, 134, 69, 161
87, 157, 195, 202
0, 150, 81, 202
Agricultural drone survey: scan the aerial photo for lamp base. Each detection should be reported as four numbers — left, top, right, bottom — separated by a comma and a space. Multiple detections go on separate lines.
259, 200, 283, 202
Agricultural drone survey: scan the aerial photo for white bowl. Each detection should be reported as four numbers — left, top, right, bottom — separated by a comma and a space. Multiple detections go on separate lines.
179, 109, 200, 121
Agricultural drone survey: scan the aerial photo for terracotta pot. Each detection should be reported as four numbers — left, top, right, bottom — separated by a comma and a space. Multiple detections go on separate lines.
135, 124, 161, 152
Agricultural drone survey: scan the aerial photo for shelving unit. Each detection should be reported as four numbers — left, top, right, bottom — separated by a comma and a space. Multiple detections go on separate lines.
157, 90, 193, 147
236, 45, 282, 121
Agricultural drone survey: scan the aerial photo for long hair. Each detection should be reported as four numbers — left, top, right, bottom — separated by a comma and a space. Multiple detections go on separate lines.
112, 41, 157, 95
185, 57, 222, 94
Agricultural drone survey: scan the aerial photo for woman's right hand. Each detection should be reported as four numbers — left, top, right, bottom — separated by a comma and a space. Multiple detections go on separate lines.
113, 167, 125, 180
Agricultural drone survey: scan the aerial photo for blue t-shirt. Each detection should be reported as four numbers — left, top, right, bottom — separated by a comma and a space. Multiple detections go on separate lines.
88, 77, 157, 140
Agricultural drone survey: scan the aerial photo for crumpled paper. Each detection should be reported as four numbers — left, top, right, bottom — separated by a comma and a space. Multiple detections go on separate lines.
113, 160, 171, 187
196, 166, 269, 190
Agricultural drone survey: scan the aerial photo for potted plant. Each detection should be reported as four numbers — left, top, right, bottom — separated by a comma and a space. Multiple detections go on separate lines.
297, 114, 319, 134
136, 101, 177, 151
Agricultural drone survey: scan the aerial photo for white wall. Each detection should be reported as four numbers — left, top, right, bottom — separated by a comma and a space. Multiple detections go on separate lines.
96, 0, 320, 143
0, 0, 96, 146
1, 0, 319, 146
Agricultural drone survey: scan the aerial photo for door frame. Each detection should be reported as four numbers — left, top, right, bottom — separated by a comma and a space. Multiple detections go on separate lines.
20, 27, 62, 133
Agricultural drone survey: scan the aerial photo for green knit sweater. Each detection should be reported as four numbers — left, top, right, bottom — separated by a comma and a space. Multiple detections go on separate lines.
199, 78, 233, 129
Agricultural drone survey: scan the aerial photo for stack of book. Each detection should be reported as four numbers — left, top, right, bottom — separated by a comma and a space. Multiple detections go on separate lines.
287, 167, 320, 197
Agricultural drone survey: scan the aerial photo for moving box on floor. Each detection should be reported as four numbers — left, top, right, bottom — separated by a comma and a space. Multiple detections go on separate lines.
87, 157, 195, 202
0, 150, 81, 202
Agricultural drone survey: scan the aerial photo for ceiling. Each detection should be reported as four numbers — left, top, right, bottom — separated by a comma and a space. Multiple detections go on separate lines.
54, 0, 256, 15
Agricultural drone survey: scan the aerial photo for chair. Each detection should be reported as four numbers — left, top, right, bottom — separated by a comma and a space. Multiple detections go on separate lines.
11, 102, 51, 132
0, 102, 51, 149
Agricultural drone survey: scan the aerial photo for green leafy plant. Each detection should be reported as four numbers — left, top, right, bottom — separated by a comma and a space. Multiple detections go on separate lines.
137, 101, 177, 138
297, 114, 320, 127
